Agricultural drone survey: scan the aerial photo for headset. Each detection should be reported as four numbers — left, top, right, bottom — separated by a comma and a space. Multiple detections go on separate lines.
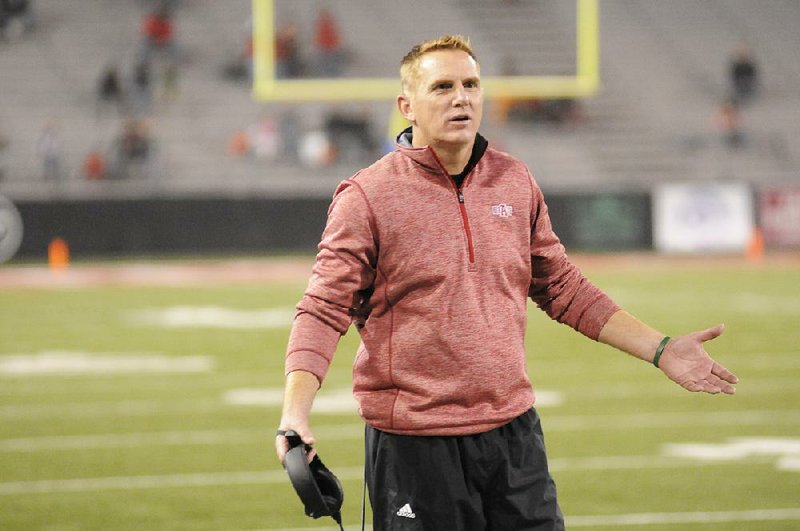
281, 430, 345, 530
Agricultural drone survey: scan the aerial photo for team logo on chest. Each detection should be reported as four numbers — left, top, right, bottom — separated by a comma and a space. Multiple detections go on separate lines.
491, 203, 514, 218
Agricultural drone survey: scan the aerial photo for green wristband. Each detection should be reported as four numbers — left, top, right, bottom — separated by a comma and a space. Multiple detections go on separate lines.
653, 336, 671, 368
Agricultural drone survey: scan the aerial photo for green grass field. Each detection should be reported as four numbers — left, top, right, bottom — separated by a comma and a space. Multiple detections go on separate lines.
1, 255, 798, 530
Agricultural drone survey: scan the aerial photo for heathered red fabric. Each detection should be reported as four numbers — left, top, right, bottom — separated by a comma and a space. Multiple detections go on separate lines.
285, 140, 620, 436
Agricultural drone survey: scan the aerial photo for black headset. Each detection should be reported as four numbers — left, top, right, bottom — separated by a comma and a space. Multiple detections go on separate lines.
282, 430, 345, 529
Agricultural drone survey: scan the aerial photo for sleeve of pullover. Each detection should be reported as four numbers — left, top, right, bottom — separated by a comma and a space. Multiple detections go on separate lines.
527, 174, 620, 340
285, 179, 379, 382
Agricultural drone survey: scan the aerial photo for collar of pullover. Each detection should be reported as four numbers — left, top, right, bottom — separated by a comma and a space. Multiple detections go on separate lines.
395, 126, 488, 179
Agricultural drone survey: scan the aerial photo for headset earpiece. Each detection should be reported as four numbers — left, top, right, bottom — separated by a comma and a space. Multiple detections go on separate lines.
282, 431, 344, 526
310, 456, 344, 513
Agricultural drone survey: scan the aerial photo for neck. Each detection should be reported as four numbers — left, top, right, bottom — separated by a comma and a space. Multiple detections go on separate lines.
413, 135, 474, 174
436, 142, 474, 174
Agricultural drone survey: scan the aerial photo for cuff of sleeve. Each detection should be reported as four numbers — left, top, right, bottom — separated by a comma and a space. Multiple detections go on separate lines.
284, 311, 341, 383
285, 350, 330, 383
580, 299, 621, 340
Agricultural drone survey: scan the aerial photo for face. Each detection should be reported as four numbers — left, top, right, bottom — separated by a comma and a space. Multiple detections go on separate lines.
398, 49, 483, 150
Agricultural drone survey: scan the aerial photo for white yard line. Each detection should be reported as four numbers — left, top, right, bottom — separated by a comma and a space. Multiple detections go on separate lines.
0, 430, 258, 452
548, 454, 772, 472
0, 424, 366, 452
126, 307, 296, 329
0, 467, 366, 496
567, 508, 800, 527
0, 352, 213, 375
542, 409, 800, 431
0, 453, 777, 496
0, 399, 225, 420
257, 508, 800, 530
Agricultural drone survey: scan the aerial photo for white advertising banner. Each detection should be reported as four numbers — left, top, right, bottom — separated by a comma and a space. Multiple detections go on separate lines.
653, 182, 754, 253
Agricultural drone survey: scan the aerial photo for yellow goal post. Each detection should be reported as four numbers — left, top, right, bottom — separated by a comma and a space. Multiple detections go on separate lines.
251, 0, 599, 102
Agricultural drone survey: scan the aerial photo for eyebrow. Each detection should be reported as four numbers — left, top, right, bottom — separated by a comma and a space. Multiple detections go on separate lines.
427, 76, 481, 90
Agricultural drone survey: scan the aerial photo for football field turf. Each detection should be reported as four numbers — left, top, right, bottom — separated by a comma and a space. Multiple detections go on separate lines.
1, 254, 798, 530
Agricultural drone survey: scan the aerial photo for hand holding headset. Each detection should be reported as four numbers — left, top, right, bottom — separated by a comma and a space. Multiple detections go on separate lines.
279, 430, 344, 530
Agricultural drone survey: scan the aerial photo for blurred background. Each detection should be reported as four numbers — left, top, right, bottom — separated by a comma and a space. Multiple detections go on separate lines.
0, 0, 798, 262
1, 2, 800, 530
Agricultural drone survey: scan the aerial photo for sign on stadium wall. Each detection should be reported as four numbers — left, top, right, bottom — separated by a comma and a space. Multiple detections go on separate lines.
653, 182, 754, 253
759, 187, 800, 247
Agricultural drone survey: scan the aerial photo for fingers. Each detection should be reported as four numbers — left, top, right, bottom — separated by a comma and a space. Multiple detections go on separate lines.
683, 379, 719, 394
682, 372, 736, 395
712, 361, 739, 384
275, 427, 317, 465
694, 323, 725, 343
275, 434, 290, 464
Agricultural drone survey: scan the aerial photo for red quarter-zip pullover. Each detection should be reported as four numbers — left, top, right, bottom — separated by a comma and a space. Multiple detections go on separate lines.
285, 135, 619, 435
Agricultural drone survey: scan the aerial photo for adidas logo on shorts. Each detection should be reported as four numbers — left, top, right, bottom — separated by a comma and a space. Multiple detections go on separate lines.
396, 503, 416, 519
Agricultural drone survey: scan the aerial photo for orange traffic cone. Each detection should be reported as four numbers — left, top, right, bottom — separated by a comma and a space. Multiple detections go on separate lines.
48, 238, 70, 271
745, 228, 765, 263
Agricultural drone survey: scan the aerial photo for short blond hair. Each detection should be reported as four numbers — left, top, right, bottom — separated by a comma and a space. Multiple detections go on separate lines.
400, 35, 477, 94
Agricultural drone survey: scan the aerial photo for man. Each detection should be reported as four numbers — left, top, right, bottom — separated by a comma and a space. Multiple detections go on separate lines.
276, 35, 738, 530
729, 41, 758, 104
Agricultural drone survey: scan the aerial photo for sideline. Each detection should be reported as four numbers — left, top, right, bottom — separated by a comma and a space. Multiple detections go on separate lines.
0, 257, 314, 288
2, 253, 798, 289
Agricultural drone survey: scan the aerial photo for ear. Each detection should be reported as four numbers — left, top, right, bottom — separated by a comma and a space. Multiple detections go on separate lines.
397, 94, 415, 123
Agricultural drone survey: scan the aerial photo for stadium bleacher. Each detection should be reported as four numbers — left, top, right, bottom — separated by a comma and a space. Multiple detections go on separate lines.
0, 0, 797, 200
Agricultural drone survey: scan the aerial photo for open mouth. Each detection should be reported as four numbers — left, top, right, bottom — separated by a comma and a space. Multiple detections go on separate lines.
450, 115, 470, 123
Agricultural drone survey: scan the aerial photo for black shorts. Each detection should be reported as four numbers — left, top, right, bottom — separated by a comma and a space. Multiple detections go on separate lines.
365, 408, 564, 531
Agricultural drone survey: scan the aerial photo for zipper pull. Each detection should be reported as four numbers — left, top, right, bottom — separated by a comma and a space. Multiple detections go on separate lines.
457, 190, 465, 203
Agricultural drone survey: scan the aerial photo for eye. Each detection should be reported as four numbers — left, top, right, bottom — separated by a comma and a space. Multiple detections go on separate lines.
434, 82, 452, 91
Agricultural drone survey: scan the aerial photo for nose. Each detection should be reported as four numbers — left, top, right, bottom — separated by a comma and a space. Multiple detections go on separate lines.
453, 84, 469, 107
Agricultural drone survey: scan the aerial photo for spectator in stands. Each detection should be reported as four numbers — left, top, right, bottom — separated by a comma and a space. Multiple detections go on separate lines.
140, 3, 177, 62
313, 8, 344, 77
0, 0, 35, 41
82, 147, 106, 180
36, 121, 63, 182
729, 42, 759, 104
714, 98, 745, 150
247, 114, 282, 161
110, 119, 154, 179
298, 129, 334, 168
223, 17, 254, 83
130, 59, 153, 115
493, 56, 584, 128
275, 23, 303, 78
96, 64, 125, 118
227, 129, 250, 157
323, 107, 379, 162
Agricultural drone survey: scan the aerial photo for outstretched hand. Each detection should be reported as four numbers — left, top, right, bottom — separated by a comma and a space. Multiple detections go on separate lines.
659, 324, 739, 394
